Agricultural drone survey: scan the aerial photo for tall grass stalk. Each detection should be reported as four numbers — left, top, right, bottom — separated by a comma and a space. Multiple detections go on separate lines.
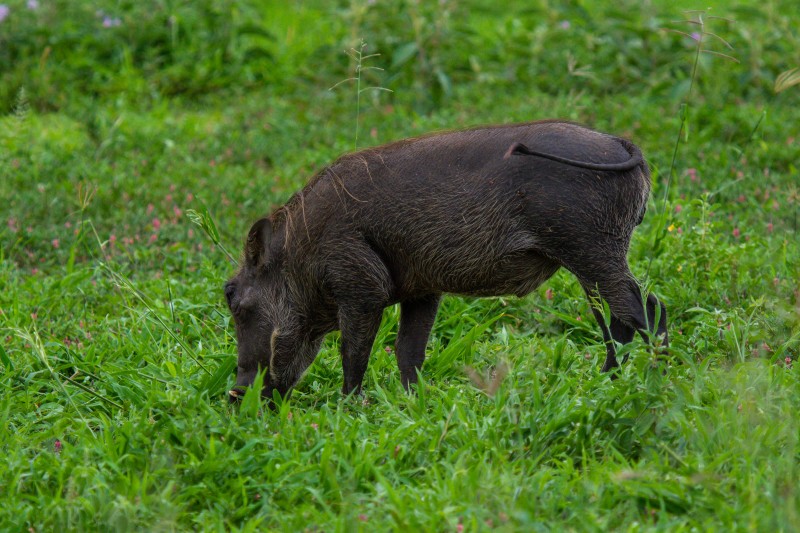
660, 12, 738, 212
330, 39, 392, 150
646, 12, 738, 281
12, 326, 97, 434
102, 263, 211, 375
186, 208, 238, 266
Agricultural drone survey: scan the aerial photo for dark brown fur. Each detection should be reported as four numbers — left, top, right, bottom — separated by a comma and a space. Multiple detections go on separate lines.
225, 120, 668, 402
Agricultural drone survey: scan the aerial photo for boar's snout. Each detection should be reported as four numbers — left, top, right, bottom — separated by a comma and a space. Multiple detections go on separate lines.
224, 274, 276, 397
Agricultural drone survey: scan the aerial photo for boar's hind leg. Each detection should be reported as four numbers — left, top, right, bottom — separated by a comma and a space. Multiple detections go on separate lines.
395, 294, 441, 389
577, 265, 668, 373
582, 283, 635, 372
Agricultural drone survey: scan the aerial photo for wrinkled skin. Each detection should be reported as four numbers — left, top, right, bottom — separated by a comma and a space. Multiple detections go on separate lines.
225, 120, 668, 404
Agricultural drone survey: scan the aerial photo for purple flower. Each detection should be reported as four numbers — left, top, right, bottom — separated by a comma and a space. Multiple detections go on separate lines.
27, 0, 38, 10
102, 16, 122, 28
560, 20, 571, 30
691, 32, 701, 41
0, 5, 10, 23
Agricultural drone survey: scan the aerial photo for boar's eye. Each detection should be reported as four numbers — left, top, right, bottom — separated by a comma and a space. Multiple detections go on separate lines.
224, 281, 236, 307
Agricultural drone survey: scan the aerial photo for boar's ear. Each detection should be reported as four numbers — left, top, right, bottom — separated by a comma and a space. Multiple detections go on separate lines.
245, 217, 273, 267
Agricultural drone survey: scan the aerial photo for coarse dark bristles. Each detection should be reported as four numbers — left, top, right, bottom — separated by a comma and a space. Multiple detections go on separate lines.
0, 1, 798, 531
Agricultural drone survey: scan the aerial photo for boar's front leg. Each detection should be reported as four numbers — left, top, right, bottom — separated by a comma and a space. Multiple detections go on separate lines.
395, 294, 441, 389
339, 307, 384, 395
330, 240, 395, 396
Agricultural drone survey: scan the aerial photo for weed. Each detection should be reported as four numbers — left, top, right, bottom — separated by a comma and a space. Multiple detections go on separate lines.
329, 39, 392, 150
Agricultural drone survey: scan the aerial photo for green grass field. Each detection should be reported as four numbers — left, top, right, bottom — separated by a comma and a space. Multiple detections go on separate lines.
1, 0, 799, 530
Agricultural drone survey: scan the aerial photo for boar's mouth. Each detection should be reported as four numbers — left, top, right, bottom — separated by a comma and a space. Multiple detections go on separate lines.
226, 326, 280, 404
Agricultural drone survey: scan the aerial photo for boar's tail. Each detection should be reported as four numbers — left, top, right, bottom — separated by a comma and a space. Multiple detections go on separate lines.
503, 141, 643, 171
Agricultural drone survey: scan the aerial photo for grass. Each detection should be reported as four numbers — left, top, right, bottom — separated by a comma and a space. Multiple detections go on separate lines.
1, 0, 799, 530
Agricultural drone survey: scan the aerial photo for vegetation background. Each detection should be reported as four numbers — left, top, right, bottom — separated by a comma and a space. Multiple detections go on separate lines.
1, 0, 798, 530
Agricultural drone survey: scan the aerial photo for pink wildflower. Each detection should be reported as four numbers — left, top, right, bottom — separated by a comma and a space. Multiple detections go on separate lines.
545, 288, 554, 300
102, 15, 122, 28
54, 439, 62, 454
152, 218, 161, 230
674, 204, 682, 213
51, 239, 60, 248
732, 228, 740, 238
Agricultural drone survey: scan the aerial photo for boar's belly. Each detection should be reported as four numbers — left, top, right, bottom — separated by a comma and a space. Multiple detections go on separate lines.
405, 249, 560, 298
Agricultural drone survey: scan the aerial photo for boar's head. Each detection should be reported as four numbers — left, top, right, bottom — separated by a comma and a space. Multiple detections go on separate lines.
224, 217, 321, 403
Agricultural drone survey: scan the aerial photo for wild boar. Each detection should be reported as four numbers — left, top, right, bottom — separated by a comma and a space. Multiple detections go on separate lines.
225, 120, 668, 402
